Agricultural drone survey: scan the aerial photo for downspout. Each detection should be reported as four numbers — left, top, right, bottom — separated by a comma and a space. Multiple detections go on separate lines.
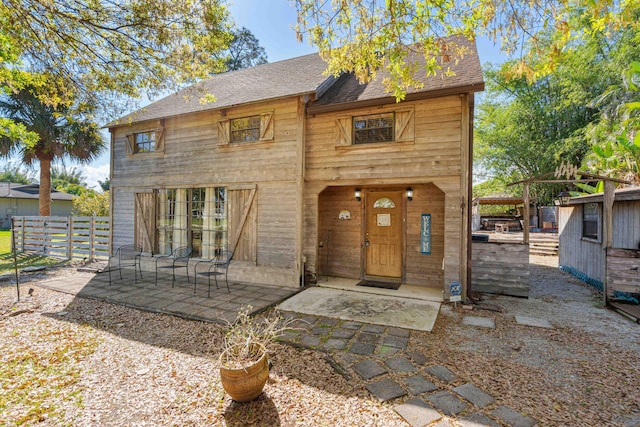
296, 94, 311, 286
109, 129, 115, 256
466, 93, 475, 301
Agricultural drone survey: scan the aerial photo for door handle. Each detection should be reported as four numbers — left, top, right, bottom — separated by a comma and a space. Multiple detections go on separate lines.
365, 240, 370, 247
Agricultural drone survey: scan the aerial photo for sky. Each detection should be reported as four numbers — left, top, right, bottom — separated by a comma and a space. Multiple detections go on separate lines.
77, 0, 507, 190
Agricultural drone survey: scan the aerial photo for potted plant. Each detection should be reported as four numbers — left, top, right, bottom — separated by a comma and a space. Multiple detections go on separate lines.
218, 306, 291, 402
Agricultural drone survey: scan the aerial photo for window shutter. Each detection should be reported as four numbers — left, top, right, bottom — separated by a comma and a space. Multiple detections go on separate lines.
218, 119, 230, 145
335, 117, 352, 146
126, 134, 135, 155
154, 127, 165, 152
134, 192, 156, 254
259, 112, 274, 141
395, 109, 414, 142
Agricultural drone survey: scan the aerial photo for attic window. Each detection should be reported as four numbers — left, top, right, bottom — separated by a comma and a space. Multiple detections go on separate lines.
134, 131, 156, 153
231, 115, 260, 143
353, 113, 394, 144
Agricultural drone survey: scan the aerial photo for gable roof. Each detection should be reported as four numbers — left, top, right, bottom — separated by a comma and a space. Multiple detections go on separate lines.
111, 37, 484, 127
0, 183, 75, 201
110, 54, 332, 127
308, 36, 484, 114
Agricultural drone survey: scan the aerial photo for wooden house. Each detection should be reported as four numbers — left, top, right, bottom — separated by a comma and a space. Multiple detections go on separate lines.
107, 38, 484, 299
558, 186, 640, 320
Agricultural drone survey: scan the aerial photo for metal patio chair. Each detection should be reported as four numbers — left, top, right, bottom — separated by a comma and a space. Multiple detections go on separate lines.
194, 251, 233, 297
107, 244, 143, 285
154, 246, 192, 286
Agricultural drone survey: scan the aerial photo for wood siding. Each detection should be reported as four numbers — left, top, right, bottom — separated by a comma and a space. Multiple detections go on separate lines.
471, 242, 530, 297
305, 95, 469, 291
111, 92, 474, 290
110, 98, 302, 285
606, 248, 640, 298
612, 200, 640, 249
558, 205, 606, 283
559, 199, 640, 285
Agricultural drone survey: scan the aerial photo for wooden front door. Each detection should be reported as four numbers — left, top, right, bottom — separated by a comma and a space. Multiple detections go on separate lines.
365, 191, 403, 279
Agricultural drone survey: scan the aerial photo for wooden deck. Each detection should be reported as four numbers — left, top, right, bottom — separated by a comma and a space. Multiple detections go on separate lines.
608, 301, 640, 324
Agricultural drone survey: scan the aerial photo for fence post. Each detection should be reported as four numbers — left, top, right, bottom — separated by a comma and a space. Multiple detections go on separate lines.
42, 218, 46, 255
89, 216, 95, 261
20, 217, 24, 252
67, 217, 73, 259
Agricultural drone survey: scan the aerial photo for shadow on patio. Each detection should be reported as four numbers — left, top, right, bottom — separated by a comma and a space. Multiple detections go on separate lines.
35, 264, 301, 325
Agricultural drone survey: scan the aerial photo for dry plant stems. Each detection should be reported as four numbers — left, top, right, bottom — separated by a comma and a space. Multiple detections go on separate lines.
220, 306, 293, 369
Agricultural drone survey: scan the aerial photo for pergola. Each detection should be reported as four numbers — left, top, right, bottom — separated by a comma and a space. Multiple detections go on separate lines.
509, 163, 632, 306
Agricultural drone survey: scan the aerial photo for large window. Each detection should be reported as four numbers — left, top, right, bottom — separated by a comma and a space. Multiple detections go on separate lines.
582, 202, 599, 240
156, 187, 227, 258
231, 115, 260, 143
134, 131, 156, 153
353, 113, 394, 144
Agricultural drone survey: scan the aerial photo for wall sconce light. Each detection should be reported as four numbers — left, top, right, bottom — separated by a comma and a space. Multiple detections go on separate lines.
557, 190, 572, 207
406, 187, 413, 201
355, 189, 362, 201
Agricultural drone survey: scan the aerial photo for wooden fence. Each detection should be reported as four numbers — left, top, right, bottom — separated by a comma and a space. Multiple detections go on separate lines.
12, 216, 110, 260
471, 241, 530, 297
606, 248, 640, 299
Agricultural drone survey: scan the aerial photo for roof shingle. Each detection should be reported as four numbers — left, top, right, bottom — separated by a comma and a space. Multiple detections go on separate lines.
111, 36, 484, 127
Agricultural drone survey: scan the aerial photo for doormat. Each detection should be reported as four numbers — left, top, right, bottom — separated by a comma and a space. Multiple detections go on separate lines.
357, 280, 401, 290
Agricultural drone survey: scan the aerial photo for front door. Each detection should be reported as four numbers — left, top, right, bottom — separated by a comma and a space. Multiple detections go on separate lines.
365, 191, 403, 279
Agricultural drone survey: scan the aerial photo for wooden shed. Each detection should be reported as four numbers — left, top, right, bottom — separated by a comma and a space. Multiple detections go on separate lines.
558, 186, 640, 321
107, 37, 484, 299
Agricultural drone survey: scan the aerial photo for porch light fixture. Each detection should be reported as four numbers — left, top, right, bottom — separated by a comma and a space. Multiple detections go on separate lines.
355, 189, 362, 201
406, 187, 413, 201
557, 190, 572, 207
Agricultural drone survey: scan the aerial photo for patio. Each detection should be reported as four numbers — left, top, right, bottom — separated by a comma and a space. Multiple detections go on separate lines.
35, 265, 301, 324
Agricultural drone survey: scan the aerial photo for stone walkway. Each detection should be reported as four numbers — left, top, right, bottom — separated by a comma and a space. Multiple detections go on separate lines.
278, 311, 539, 427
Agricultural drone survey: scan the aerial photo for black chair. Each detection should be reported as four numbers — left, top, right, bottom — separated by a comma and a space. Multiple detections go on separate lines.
107, 244, 143, 285
194, 251, 233, 297
154, 246, 192, 286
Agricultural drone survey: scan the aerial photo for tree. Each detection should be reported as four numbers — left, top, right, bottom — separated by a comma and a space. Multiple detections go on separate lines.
98, 178, 110, 192
51, 165, 89, 196
0, 80, 105, 215
583, 62, 640, 183
73, 191, 109, 217
294, 0, 638, 99
0, 0, 233, 119
220, 27, 268, 71
474, 7, 640, 204
0, 163, 35, 184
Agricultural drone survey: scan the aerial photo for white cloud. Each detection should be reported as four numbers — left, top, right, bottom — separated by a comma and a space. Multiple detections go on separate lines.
80, 162, 110, 190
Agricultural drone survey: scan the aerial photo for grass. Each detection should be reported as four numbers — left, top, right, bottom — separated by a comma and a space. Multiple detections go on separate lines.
0, 230, 11, 254
0, 253, 66, 276
0, 230, 68, 275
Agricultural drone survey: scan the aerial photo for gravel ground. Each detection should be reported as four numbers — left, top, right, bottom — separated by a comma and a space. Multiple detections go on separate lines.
1, 255, 638, 426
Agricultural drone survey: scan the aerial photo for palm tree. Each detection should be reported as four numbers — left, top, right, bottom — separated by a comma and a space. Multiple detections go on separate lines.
0, 83, 105, 215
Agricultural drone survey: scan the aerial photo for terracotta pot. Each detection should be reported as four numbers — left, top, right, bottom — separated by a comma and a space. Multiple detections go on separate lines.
219, 343, 269, 402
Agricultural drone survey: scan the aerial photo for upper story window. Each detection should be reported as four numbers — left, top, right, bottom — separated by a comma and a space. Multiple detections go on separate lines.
353, 113, 394, 144
134, 131, 156, 153
231, 115, 261, 143
582, 202, 600, 240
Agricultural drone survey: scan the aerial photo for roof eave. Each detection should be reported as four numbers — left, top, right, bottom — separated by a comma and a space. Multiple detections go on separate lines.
306, 82, 485, 115
106, 87, 328, 130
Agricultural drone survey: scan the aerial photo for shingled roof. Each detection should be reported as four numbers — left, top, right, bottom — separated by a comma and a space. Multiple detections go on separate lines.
111, 53, 332, 126
111, 37, 484, 127
308, 36, 484, 114
0, 183, 75, 200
